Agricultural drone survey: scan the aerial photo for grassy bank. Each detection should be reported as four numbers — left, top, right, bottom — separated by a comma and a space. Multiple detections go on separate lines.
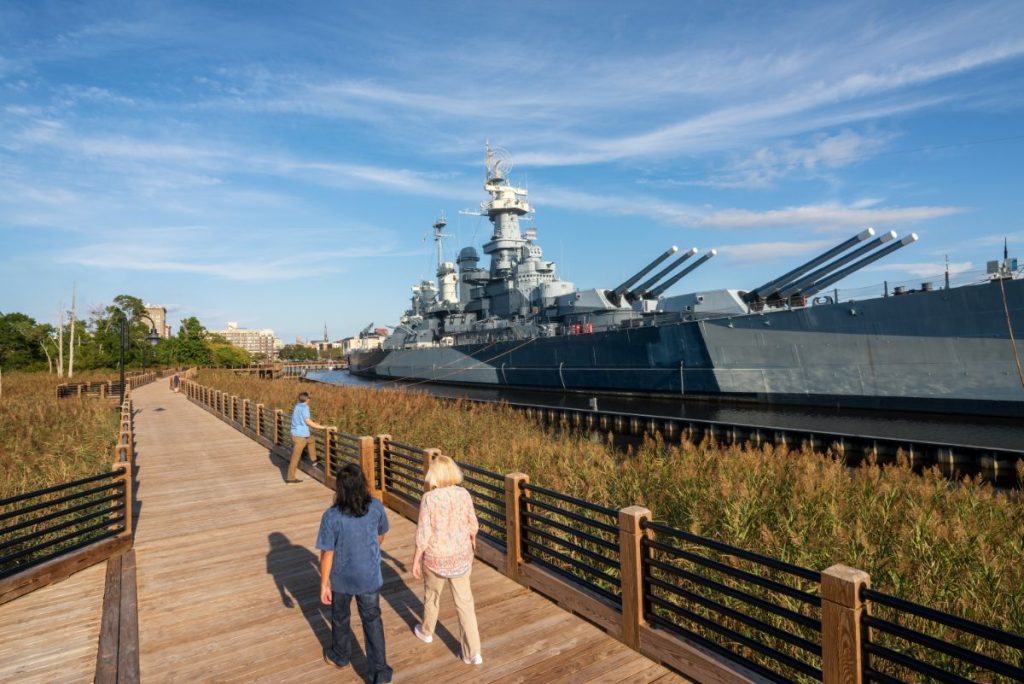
197, 371, 1023, 639
0, 372, 120, 498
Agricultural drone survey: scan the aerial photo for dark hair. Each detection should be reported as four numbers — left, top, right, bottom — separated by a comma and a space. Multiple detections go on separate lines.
334, 464, 371, 517
297, 392, 310, 403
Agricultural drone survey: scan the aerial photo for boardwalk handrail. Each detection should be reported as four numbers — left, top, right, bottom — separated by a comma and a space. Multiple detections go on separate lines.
0, 391, 136, 605
56, 369, 167, 399
182, 376, 1024, 684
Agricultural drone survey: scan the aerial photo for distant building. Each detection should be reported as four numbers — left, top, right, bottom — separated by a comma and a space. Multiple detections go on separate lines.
144, 304, 173, 338
342, 333, 384, 354
215, 322, 281, 359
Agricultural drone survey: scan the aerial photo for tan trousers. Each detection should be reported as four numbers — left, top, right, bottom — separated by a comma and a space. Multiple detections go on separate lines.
287, 436, 316, 480
422, 566, 481, 659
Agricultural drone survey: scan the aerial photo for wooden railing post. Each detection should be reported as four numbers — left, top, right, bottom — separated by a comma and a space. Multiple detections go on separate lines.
274, 409, 284, 446
359, 436, 381, 498
504, 472, 529, 583
100, 383, 107, 399
375, 434, 390, 497
324, 427, 336, 479
230, 395, 237, 423
255, 403, 264, 438
619, 505, 652, 649
822, 564, 871, 684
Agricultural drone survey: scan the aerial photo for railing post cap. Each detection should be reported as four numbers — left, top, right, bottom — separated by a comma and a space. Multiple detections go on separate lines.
822, 564, 871, 607
505, 472, 529, 483
618, 505, 651, 528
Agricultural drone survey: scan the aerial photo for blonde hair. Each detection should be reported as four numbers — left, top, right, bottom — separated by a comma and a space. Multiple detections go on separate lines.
424, 454, 463, 490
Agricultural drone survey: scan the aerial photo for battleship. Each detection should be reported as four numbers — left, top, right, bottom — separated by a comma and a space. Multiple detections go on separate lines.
349, 148, 1024, 418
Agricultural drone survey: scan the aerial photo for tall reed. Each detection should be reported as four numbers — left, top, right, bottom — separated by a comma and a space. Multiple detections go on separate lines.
0, 372, 120, 498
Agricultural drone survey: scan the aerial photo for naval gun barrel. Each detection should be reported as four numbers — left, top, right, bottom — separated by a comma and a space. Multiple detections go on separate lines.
612, 246, 678, 299
778, 231, 897, 299
631, 247, 699, 299
649, 249, 717, 298
749, 228, 875, 301
802, 234, 919, 298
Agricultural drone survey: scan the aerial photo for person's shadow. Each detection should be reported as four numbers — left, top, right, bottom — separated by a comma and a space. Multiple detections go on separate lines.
266, 532, 370, 678
379, 550, 461, 655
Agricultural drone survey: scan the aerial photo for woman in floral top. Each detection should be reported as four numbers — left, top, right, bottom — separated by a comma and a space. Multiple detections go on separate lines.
412, 454, 482, 665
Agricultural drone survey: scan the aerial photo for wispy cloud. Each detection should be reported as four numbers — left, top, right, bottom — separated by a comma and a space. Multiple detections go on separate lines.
717, 239, 835, 264
697, 202, 962, 230
866, 260, 975, 278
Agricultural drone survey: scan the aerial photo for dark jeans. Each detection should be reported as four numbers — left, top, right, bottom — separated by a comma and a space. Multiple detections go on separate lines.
326, 590, 392, 683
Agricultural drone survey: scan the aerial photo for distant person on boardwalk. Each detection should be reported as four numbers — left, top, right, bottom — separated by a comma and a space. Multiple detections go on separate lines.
317, 464, 393, 682
287, 392, 329, 484
412, 454, 482, 665
171, 371, 180, 393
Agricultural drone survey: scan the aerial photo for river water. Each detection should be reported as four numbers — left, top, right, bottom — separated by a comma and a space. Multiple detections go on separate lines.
306, 370, 1024, 452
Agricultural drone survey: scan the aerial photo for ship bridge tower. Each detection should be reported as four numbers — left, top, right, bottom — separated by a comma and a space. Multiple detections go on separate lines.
481, 145, 531, 278
432, 214, 459, 307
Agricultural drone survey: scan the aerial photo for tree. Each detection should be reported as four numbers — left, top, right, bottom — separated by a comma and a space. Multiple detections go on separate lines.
0, 312, 53, 371
176, 317, 212, 365
278, 344, 317, 361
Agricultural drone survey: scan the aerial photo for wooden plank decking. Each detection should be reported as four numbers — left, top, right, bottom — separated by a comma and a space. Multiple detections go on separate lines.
0, 560, 107, 683
129, 383, 685, 683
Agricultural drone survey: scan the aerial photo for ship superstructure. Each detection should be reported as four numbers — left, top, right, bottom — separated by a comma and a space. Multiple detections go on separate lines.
355, 148, 1024, 417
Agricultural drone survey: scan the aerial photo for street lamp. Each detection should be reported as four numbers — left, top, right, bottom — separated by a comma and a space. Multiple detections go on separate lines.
118, 311, 161, 405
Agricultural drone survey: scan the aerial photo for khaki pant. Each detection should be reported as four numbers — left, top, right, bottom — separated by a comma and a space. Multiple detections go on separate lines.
421, 566, 480, 659
287, 435, 316, 480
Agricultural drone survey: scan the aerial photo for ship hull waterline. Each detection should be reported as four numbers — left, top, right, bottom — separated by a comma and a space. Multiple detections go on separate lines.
350, 279, 1024, 419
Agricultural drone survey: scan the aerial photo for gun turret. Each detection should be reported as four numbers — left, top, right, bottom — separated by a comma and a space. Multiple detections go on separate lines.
630, 247, 699, 300
649, 249, 717, 298
802, 234, 919, 298
611, 246, 678, 300
747, 228, 875, 302
778, 231, 897, 299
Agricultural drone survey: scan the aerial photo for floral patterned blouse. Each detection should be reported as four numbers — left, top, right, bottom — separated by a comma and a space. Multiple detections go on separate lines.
415, 486, 479, 577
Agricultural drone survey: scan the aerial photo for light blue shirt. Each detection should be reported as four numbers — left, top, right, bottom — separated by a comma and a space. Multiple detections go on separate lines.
290, 402, 311, 437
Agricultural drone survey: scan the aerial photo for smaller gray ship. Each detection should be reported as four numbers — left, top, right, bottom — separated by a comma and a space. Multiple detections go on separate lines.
350, 147, 1024, 417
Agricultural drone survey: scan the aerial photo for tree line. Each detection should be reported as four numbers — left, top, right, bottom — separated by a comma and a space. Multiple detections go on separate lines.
0, 294, 253, 374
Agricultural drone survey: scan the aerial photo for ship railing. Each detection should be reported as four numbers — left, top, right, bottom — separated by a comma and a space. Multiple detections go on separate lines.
177, 376, 1024, 684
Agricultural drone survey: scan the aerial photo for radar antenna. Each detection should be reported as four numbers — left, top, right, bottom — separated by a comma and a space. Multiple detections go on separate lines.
485, 143, 513, 181
433, 213, 451, 269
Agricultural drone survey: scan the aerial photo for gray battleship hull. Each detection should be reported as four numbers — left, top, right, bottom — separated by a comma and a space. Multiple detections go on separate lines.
351, 278, 1024, 417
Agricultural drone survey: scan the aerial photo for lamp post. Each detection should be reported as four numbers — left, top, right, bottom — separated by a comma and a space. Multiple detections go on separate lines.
118, 311, 161, 405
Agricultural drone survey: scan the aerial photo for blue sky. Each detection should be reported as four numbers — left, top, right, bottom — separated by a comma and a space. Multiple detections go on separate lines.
2, 0, 1023, 341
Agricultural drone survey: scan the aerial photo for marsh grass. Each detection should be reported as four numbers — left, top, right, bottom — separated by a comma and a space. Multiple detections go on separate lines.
0, 372, 120, 499
200, 371, 1024, 679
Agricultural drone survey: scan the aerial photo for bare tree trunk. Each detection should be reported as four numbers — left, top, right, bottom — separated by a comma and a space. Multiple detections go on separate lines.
69, 284, 76, 378
40, 340, 53, 374
57, 302, 65, 377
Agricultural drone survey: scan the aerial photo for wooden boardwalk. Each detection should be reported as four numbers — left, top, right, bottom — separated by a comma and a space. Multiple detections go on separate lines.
0, 561, 107, 682
128, 383, 684, 683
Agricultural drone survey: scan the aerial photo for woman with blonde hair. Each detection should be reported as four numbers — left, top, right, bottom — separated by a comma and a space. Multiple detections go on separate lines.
412, 454, 482, 665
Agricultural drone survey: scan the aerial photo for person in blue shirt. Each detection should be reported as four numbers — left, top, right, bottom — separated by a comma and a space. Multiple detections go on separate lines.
287, 392, 329, 483
317, 463, 393, 682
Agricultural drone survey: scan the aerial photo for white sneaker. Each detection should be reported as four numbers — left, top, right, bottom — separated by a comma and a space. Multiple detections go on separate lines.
414, 624, 433, 644
461, 653, 483, 665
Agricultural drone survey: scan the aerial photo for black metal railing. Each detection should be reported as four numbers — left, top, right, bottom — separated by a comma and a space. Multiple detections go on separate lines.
455, 461, 506, 550
327, 432, 362, 479
519, 481, 622, 606
640, 519, 823, 683
0, 471, 126, 579
861, 586, 1024, 683
381, 440, 424, 505
259, 407, 273, 440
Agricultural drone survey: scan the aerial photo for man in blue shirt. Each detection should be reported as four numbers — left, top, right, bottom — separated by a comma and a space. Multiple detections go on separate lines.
287, 392, 329, 483
317, 464, 392, 682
